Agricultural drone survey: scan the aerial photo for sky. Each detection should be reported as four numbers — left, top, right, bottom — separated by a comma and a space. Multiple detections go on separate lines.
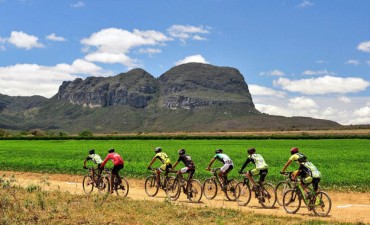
0, 0, 370, 125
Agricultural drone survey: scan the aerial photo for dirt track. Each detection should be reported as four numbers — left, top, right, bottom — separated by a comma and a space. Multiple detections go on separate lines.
2, 171, 370, 224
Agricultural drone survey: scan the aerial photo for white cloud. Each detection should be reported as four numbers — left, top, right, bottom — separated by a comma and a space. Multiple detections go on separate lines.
46, 33, 66, 42
0, 60, 112, 97
8, 31, 44, 50
345, 60, 360, 65
354, 106, 370, 117
288, 96, 318, 109
302, 69, 335, 76
274, 76, 370, 95
71, 1, 85, 8
167, 25, 210, 43
137, 48, 162, 55
357, 41, 370, 53
259, 70, 285, 76
316, 60, 328, 64
297, 0, 314, 8
249, 84, 286, 98
175, 54, 209, 65
338, 96, 351, 103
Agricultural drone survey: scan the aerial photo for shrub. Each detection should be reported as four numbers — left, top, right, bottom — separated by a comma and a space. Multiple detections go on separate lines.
79, 130, 93, 137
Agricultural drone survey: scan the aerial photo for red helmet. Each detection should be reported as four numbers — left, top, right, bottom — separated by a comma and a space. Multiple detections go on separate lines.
290, 147, 299, 155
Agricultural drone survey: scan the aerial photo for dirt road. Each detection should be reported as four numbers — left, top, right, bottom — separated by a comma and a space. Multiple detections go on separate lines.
2, 171, 369, 224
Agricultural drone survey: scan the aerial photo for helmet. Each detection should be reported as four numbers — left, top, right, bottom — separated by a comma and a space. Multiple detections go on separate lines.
215, 149, 223, 154
108, 148, 115, 153
88, 149, 95, 154
178, 149, 185, 155
290, 147, 299, 155
247, 148, 256, 154
298, 155, 308, 163
154, 147, 162, 153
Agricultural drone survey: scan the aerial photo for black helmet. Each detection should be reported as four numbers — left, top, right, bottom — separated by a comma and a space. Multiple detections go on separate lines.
88, 149, 95, 154
155, 147, 162, 153
290, 147, 299, 155
247, 148, 256, 154
108, 148, 115, 153
215, 149, 223, 154
298, 155, 308, 163
178, 149, 185, 155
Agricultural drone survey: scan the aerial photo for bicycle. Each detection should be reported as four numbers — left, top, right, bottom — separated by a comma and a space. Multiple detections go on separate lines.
234, 173, 277, 208
144, 168, 175, 197
165, 171, 203, 202
202, 168, 238, 201
82, 167, 104, 195
98, 168, 129, 197
282, 179, 331, 216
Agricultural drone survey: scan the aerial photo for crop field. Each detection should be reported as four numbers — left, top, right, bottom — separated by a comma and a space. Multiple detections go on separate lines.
0, 139, 369, 190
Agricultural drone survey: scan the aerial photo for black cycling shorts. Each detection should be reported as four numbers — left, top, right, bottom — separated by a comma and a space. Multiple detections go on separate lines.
112, 164, 124, 175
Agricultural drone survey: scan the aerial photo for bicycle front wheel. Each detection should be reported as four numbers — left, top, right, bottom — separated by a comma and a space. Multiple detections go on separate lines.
165, 177, 180, 201
259, 183, 277, 208
187, 179, 203, 203
82, 175, 94, 195
145, 176, 159, 197
115, 177, 129, 197
312, 191, 332, 217
276, 181, 291, 206
225, 179, 238, 201
97, 176, 110, 194
235, 182, 251, 206
282, 189, 301, 214
203, 178, 217, 200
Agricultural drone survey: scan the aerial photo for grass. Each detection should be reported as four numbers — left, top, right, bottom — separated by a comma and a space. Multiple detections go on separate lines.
0, 139, 369, 191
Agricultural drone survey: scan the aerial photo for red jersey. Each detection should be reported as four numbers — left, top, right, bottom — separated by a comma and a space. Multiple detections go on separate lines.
101, 153, 124, 167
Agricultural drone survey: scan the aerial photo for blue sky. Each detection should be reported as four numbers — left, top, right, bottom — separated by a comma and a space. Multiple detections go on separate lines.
0, 0, 370, 125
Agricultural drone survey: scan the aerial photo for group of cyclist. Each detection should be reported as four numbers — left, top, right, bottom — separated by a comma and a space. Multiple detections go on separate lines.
83, 146, 321, 196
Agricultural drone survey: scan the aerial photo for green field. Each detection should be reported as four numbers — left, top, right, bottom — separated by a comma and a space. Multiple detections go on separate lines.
0, 139, 369, 191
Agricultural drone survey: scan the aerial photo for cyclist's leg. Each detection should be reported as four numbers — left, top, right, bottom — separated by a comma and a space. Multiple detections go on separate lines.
259, 169, 268, 184
247, 168, 259, 187
220, 164, 232, 187
312, 178, 320, 192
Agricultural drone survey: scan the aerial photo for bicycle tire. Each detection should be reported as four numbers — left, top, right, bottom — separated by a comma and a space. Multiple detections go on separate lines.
115, 177, 129, 197
235, 182, 251, 206
312, 191, 332, 217
187, 179, 203, 203
259, 183, 277, 208
276, 181, 291, 206
282, 189, 301, 214
145, 176, 159, 197
203, 178, 217, 200
225, 179, 238, 201
82, 175, 94, 195
97, 176, 110, 194
166, 177, 180, 201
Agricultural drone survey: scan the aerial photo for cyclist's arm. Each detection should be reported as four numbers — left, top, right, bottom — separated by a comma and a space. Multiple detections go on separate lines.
147, 157, 157, 169
83, 156, 91, 168
100, 155, 111, 169
239, 158, 252, 172
206, 158, 216, 170
281, 160, 293, 173
172, 161, 179, 170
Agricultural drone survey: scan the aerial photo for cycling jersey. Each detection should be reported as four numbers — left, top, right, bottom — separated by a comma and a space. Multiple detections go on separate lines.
86, 154, 103, 164
155, 152, 172, 165
289, 153, 306, 162
240, 153, 268, 171
101, 152, 124, 167
299, 161, 321, 178
177, 154, 194, 167
214, 153, 233, 165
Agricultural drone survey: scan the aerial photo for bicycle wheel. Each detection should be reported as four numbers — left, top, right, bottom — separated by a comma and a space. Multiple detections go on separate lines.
259, 183, 277, 208
312, 191, 332, 217
225, 179, 238, 201
82, 175, 94, 195
203, 178, 217, 200
97, 176, 110, 194
276, 181, 291, 206
282, 189, 301, 214
187, 179, 203, 203
165, 177, 180, 201
145, 176, 159, 197
235, 182, 251, 206
115, 177, 129, 197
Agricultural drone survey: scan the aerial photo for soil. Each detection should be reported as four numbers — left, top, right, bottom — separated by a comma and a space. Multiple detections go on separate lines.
1, 170, 369, 224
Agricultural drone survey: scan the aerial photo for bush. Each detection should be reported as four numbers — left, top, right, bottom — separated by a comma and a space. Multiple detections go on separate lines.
79, 130, 93, 137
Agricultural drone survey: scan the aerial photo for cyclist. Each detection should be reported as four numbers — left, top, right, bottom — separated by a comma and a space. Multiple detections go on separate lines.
100, 148, 124, 194
291, 156, 321, 196
83, 149, 103, 184
206, 149, 233, 190
172, 149, 195, 184
147, 147, 172, 187
238, 148, 268, 189
280, 147, 307, 175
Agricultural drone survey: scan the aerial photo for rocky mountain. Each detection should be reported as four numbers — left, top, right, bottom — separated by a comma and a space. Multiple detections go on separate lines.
0, 63, 341, 133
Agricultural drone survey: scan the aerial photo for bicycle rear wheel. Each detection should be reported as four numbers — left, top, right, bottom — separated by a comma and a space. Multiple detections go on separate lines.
282, 189, 301, 214
166, 177, 180, 201
82, 175, 94, 195
115, 177, 129, 197
312, 191, 331, 217
225, 179, 238, 201
276, 181, 291, 206
235, 182, 251, 206
97, 176, 110, 194
259, 183, 277, 208
145, 176, 159, 197
203, 178, 217, 200
187, 179, 203, 203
